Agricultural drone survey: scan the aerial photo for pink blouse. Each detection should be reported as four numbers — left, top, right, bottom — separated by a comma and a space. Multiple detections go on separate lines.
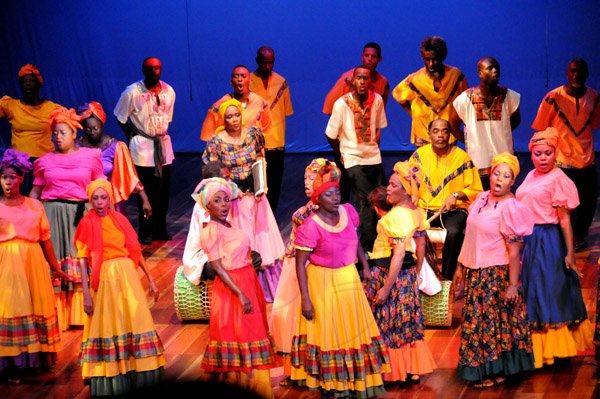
33, 147, 105, 201
293, 203, 360, 269
200, 220, 252, 271
458, 193, 534, 269
0, 197, 51, 242
515, 167, 579, 224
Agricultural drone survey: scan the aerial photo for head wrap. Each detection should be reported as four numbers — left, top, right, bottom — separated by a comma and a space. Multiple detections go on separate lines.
86, 178, 115, 207
528, 127, 559, 151
76, 101, 107, 125
215, 98, 244, 134
49, 106, 83, 133
192, 177, 239, 210
491, 152, 520, 178
18, 64, 43, 84
0, 149, 33, 173
392, 161, 423, 205
310, 160, 341, 204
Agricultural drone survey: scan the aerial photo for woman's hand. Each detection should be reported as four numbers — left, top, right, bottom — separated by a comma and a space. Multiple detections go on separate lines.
53, 269, 69, 281
301, 297, 314, 320
362, 266, 373, 282
374, 286, 390, 306
149, 279, 160, 302
453, 264, 464, 290
505, 284, 519, 305
238, 292, 253, 314
83, 294, 94, 315
142, 199, 152, 220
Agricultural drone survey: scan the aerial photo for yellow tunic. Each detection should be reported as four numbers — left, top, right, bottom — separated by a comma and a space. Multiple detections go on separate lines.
369, 206, 429, 260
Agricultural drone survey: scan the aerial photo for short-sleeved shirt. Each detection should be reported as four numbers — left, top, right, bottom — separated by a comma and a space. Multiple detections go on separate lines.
33, 147, 105, 201
113, 80, 176, 166
458, 193, 534, 269
200, 220, 252, 271
294, 204, 360, 268
453, 87, 520, 171
0, 96, 61, 158
0, 197, 51, 242
325, 92, 387, 168
369, 206, 429, 260
515, 167, 579, 224
249, 71, 293, 149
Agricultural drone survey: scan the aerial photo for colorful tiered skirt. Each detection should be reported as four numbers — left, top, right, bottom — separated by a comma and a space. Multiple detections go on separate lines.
201, 265, 278, 399
458, 265, 534, 381
364, 257, 436, 382
80, 257, 165, 396
522, 224, 594, 368
0, 239, 60, 371
291, 263, 389, 398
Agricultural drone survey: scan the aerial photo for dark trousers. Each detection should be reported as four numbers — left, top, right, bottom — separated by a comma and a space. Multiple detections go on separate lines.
561, 165, 598, 243
333, 150, 352, 204
427, 208, 468, 281
135, 164, 171, 241
346, 163, 386, 252
265, 148, 285, 214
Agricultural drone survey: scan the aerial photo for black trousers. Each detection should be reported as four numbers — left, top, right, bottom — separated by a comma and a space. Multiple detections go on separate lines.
561, 165, 598, 243
265, 148, 285, 214
333, 150, 352, 204
135, 164, 171, 240
427, 208, 468, 281
346, 163, 386, 252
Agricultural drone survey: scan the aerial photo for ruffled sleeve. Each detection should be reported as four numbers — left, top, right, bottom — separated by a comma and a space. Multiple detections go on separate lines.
200, 222, 222, 262
111, 141, 141, 203
294, 217, 318, 252
500, 199, 535, 242
551, 172, 580, 210
32, 155, 47, 186
381, 207, 414, 244
344, 204, 360, 230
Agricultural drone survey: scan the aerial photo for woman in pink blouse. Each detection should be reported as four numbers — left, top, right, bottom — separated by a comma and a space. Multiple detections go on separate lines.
516, 128, 593, 368
0, 149, 67, 384
291, 168, 389, 398
29, 107, 105, 331
202, 98, 284, 303
455, 153, 535, 387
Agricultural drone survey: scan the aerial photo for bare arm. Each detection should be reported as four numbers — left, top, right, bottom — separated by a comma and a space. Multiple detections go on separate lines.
356, 241, 372, 281
210, 258, 253, 314
117, 119, 134, 142
40, 239, 68, 280
504, 240, 523, 304
558, 207, 576, 272
295, 249, 313, 320
326, 136, 342, 166
138, 256, 159, 302
136, 188, 152, 219
29, 185, 43, 199
374, 239, 406, 305
413, 234, 426, 275
449, 106, 465, 143
510, 108, 522, 132
79, 258, 94, 314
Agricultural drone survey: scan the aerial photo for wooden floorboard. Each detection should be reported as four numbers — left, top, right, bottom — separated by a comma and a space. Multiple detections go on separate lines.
3, 152, 600, 398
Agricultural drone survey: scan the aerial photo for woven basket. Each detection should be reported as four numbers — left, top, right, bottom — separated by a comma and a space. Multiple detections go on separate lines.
421, 279, 454, 327
173, 266, 212, 321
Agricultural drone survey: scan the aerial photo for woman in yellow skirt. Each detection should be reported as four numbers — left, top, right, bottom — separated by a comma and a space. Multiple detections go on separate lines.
0, 149, 67, 384
291, 165, 390, 398
75, 178, 165, 396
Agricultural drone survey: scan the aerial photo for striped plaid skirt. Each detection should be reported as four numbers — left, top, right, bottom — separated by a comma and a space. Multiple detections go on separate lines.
80, 256, 165, 396
0, 239, 60, 371
290, 263, 389, 399
201, 265, 278, 374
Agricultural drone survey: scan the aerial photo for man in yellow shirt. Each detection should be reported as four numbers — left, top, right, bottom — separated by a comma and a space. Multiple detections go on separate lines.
250, 46, 293, 213
0, 64, 62, 193
394, 36, 468, 147
409, 118, 482, 280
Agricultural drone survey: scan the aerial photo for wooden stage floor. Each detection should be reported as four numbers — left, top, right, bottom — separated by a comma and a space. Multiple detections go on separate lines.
3, 152, 600, 398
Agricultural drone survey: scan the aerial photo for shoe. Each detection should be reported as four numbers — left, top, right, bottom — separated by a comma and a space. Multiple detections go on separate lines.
140, 235, 153, 245
278, 376, 295, 387
409, 374, 421, 384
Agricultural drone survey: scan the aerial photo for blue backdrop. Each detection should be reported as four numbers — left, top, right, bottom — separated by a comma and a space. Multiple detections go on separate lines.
1, 0, 598, 153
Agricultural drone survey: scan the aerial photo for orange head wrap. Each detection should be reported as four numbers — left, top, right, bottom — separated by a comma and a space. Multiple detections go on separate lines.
18, 64, 43, 84
86, 178, 115, 207
49, 107, 83, 133
215, 98, 244, 134
392, 161, 423, 205
528, 127, 559, 151
310, 160, 342, 204
76, 101, 107, 125
491, 152, 520, 178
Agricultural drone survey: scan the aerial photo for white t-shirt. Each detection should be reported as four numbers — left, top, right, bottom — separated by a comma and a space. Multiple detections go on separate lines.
325, 92, 387, 168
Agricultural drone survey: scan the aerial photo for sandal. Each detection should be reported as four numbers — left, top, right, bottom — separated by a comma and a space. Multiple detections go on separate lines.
473, 379, 495, 388
278, 376, 295, 387
409, 374, 421, 383
494, 376, 506, 386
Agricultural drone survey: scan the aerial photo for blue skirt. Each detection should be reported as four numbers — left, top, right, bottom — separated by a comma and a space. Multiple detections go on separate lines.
521, 224, 587, 329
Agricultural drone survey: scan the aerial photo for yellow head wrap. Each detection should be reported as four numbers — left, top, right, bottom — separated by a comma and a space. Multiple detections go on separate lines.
215, 98, 244, 134
392, 161, 423, 205
192, 177, 239, 210
86, 178, 115, 206
491, 152, 520, 178
528, 127, 559, 151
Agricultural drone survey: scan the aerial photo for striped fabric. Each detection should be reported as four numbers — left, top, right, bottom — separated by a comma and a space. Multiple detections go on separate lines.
202, 337, 277, 369
0, 314, 60, 346
80, 330, 164, 363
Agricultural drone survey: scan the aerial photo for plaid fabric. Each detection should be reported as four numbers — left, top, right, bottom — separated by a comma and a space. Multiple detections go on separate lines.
291, 334, 389, 381
80, 331, 164, 363
467, 87, 508, 121
201, 337, 277, 370
0, 314, 60, 346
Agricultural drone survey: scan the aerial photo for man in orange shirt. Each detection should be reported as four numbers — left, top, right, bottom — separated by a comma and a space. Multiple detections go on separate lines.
532, 58, 600, 251
323, 42, 389, 203
250, 46, 293, 213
